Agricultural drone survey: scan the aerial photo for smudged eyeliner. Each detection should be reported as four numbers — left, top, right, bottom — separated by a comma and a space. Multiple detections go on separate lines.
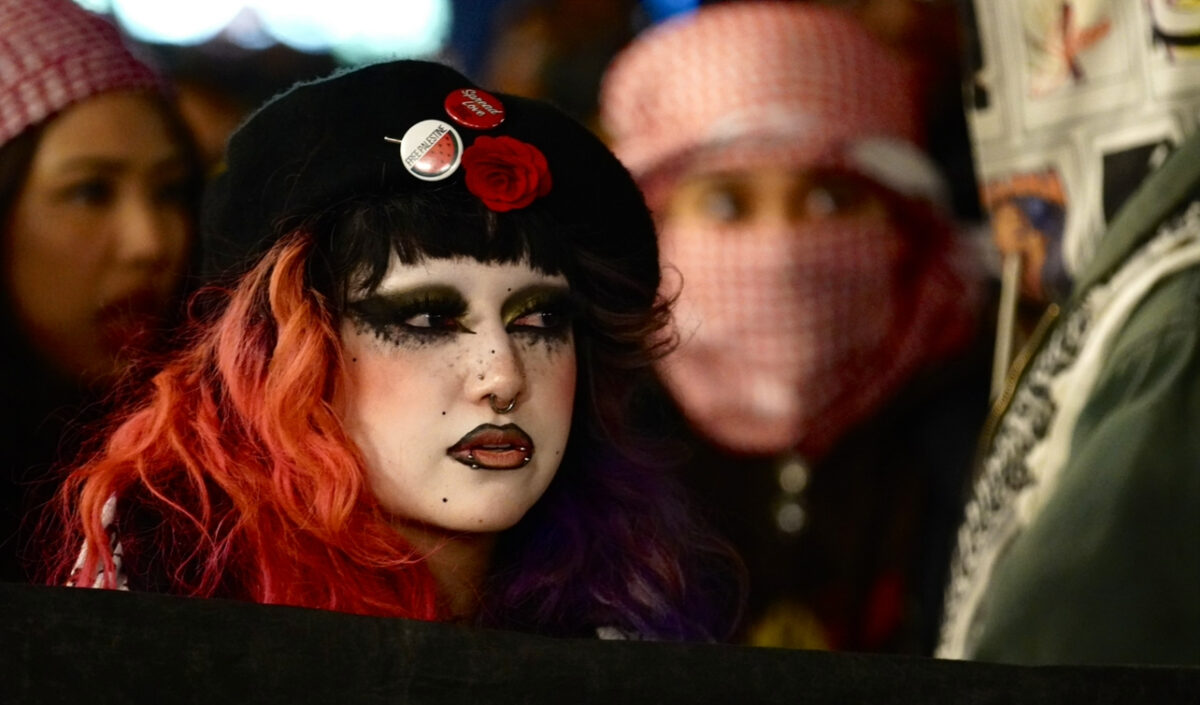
503, 286, 578, 343
345, 282, 578, 349
347, 286, 469, 347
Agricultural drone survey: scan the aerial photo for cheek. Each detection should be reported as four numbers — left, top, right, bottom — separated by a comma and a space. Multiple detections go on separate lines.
12, 196, 100, 253
7, 219, 103, 322
337, 333, 453, 451
160, 214, 193, 273
528, 342, 577, 440
550, 351, 576, 417
9, 206, 107, 285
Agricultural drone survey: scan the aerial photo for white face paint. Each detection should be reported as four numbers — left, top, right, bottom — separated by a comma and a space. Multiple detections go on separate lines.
337, 256, 577, 537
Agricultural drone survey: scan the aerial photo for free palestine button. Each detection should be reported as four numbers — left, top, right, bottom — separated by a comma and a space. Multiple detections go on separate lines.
389, 119, 463, 181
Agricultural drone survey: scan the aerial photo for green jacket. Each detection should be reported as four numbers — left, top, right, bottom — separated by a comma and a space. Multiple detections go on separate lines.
939, 132, 1200, 665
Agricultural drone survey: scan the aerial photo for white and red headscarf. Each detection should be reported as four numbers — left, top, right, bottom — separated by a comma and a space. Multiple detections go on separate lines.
602, 3, 980, 459
0, 0, 163, 147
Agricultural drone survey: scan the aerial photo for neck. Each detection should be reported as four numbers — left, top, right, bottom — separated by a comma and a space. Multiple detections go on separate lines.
395, 523, 497, 621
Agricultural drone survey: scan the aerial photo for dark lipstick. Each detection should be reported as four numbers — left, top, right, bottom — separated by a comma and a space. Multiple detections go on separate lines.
447, 424, 534, 470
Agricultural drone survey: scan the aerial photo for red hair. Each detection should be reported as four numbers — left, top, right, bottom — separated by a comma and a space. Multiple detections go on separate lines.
52, 231, 441, 619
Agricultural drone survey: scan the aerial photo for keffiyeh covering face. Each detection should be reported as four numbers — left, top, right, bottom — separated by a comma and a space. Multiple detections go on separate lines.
658, 219, 904, 455
657, 208, 978, 458
603, 3, 979, 457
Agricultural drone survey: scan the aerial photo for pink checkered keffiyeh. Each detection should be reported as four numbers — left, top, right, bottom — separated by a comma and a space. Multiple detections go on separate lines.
601, 2, 922, 182
602, 3, 978, 457
0, 0, 162, 147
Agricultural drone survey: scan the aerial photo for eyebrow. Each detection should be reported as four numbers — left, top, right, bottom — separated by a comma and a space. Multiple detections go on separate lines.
348, 283, 460, 307
500, 283, 573, 320
682, 169, 745, 185
351, 281, 571, 312
52, 153, 188, 178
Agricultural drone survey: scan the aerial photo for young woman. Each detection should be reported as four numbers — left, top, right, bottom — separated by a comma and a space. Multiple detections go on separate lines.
49, 59, 736, 640
1, 0, 201, 581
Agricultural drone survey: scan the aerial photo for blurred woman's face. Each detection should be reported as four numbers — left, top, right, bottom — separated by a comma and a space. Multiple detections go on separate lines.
4, 91, 193, 383
338, 256, 576, 538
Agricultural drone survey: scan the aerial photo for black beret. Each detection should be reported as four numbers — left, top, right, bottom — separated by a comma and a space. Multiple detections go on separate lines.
200, 60, 659, 296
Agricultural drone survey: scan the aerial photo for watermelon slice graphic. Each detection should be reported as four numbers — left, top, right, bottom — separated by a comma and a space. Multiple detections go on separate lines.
398, 119, 463, 181
415, 130, 460, 176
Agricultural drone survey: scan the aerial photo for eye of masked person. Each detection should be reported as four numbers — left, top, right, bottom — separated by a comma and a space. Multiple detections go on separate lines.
668, 167, 884, 228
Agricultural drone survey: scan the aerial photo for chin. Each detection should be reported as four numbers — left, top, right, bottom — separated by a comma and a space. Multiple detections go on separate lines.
711, 416, 803, 457
414, 498, 537, 535
453, 508, 532, 534
72, 351, 126, 387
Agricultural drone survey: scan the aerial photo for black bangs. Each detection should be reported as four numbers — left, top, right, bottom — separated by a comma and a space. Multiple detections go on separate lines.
310, 190, 576, 308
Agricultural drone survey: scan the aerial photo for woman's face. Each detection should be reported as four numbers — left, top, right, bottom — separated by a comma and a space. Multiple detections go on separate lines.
4, 91, 193, 383
338, 256, 577, 536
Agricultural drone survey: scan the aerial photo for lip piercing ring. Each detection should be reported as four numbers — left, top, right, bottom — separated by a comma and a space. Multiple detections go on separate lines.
489, 394, 516, 414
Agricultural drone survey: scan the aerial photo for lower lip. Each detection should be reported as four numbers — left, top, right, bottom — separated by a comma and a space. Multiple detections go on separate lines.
451, 446, 531, 470
97, 295, 165, 351
99, 311, 157, 353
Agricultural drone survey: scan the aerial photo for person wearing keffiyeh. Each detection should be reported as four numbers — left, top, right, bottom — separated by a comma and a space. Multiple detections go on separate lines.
601, 2, 990, 652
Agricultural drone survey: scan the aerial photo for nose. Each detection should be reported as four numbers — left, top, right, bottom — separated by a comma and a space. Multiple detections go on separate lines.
466, 326, 527, 413
113, 192, 185, 271
752, 169, 802, 228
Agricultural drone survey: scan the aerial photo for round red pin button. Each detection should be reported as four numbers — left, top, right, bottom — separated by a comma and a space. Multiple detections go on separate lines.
444, 88, 506, 130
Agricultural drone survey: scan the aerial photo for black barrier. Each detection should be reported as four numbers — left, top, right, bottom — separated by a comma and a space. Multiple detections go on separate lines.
2, 583, 1197, 704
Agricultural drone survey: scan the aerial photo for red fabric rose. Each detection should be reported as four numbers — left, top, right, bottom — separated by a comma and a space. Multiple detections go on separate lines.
461, 135, 552, 212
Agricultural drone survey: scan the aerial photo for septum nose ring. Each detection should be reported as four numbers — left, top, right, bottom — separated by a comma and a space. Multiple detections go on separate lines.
489, 394, 516, 414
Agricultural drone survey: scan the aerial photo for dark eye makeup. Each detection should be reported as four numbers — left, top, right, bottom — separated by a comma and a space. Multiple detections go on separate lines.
347, 282, 576, 348
503, 286, 577, 343
347, 285, 469, 347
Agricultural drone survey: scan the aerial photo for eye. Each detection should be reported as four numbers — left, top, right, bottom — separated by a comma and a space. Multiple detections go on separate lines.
61, 178, 114, 206
347, 290, 470, 347
698, 185, 749, 224
505, 290, 576, 341
154, 177, 192, 206
802, 186, 841, 218
797, 173, 878, 220
509, 310, 562, 329
403, 311, 466, 331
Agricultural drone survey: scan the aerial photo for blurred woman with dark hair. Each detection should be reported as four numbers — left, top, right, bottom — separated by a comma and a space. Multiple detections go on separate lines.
0, 0, 201, 581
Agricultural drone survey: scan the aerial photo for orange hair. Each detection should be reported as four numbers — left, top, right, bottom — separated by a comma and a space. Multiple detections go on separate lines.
53, 231, 440, 619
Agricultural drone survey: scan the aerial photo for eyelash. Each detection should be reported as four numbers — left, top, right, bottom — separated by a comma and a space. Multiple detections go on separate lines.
349, 293, 575, 347
60, 177, 191, 208
507, 295, 575, 342
351, 295, 467, 346
63, 179, 114, 206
